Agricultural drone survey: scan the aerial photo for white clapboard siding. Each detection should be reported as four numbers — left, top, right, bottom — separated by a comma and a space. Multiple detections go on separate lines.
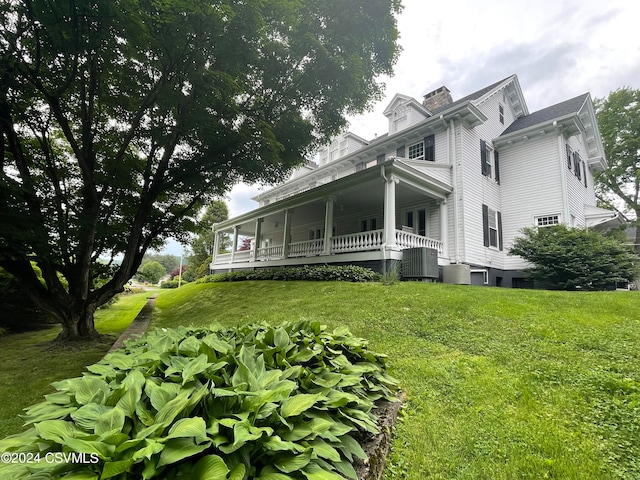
500, 134, 565, 270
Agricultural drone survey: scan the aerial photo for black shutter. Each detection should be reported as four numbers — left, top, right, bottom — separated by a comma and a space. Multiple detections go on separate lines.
481, 140, 488, 176
396, 146, 405, 158
583, 161, 588, 187
377, 153, 386, 165
497, 211, 503, 251
566, 144, 572, 169
494, 150, 500, 184
482, 204, 490, 247
424, 135, 435, 161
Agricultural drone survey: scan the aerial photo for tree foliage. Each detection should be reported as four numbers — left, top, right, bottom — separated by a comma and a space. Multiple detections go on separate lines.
0, 0, 401, 339
187, 200, 229, 278
509, 225, 638, 290
135, 261, 166, 285
595, 87, 640, 252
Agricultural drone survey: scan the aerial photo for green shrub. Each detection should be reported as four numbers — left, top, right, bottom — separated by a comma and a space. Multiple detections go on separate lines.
509, 225, 638, 290
0, 321, 398, 479
160, 279, 190, 289
200, 265, 379, 283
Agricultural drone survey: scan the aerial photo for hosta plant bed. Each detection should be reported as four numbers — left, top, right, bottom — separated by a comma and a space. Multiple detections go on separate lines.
0, 321, 399, 479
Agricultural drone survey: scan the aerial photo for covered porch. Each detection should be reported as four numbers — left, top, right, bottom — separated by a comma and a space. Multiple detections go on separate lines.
210, 160, 453, 272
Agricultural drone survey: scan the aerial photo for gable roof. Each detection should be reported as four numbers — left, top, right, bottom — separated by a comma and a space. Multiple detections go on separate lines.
430, 76, 515, 115
500, 93, 589, 136
382, 93, 432, 118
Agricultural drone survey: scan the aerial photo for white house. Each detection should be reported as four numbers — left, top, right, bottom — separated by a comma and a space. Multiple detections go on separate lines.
209, 74, 617, 287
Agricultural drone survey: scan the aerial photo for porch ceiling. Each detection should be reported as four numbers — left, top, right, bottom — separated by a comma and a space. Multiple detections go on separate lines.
216, 160, 452, 235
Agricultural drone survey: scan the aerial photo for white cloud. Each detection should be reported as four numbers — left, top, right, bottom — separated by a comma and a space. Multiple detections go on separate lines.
348, 0, 640, 136
224, 183, 264, 218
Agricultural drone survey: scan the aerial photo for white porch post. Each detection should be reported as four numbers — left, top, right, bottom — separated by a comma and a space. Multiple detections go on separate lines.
212, 228, 220, 264
282, 209, 292, 258
252, 218, 263, 262
230, 225, 240, 263
439, 199, 448, 257
323, 197, 335, 254
383, 174, 399, 249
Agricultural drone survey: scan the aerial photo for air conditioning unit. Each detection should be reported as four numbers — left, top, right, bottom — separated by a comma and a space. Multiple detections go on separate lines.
402, 248, 438, 279
442, 264, 471, 285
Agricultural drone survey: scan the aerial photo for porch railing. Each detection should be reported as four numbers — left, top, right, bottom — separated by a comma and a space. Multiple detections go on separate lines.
233, 250, 253, 262
331, 229, 383, 253
289, 239, 324, 257
396, 230, 443, 253
257, 245, 284, 261
215, 253, 232, 264
212, 228, 442, 265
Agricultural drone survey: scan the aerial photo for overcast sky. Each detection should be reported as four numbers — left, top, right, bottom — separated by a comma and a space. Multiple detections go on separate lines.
162, 0, 640, 255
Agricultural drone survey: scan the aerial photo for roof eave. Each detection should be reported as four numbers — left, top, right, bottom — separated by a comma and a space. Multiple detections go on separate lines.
494, 113, 581, 147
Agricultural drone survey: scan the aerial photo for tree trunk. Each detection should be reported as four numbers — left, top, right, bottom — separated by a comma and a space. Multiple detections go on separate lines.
56, 303, 99, 341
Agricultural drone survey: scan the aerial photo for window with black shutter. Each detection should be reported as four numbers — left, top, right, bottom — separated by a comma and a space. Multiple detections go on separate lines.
481, 140, 490, 177
482, 204, 502, 249
482, 204, 490, 247
566, 144, 572, 170
573, 152, 581, 180
425, 134, 435, 161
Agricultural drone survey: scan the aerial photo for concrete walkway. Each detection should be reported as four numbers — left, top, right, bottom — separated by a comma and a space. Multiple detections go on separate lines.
107, 294, 157, 353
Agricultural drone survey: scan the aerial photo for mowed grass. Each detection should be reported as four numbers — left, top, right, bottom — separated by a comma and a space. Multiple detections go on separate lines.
0, 291, 152, 438
151, 281, 640, 480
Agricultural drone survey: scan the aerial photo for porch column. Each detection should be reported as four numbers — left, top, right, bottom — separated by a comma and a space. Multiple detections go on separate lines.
230, 225, 240, 263
383, 174, 399, 249
212, 227, 220, 264
323, 197, 335, 254
252, 218, 263, 262
282, 209, 292, 258
439, 199, 448, 257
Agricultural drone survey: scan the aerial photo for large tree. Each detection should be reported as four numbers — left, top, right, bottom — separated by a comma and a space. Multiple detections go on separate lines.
0, 0, 401, 340
595, 87, 640, 253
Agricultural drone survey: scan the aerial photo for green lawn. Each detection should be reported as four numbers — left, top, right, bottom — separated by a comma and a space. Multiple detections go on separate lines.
1, 282, 638, 479
0, 291, 152, 438
150, 281, 640, 480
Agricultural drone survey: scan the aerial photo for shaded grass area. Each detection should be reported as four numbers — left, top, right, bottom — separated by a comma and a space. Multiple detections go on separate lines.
152, 281, 640, 479
0, 291, 152, 438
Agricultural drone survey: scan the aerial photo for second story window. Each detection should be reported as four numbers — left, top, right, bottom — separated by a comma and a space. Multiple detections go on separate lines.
573, 151, 582, 181
499, 104, 504, 124
481, 140, 500, 184
407, 135, 435, 161
425, 134, 435, 161
408, 141, 424, 160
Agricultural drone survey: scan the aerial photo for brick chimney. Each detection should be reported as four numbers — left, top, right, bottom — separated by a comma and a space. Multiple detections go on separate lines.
423, 86, 453, 111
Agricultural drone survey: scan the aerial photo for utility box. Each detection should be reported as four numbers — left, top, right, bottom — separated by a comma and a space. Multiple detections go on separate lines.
442, 264, 471, 285
402, 248, 438, 279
